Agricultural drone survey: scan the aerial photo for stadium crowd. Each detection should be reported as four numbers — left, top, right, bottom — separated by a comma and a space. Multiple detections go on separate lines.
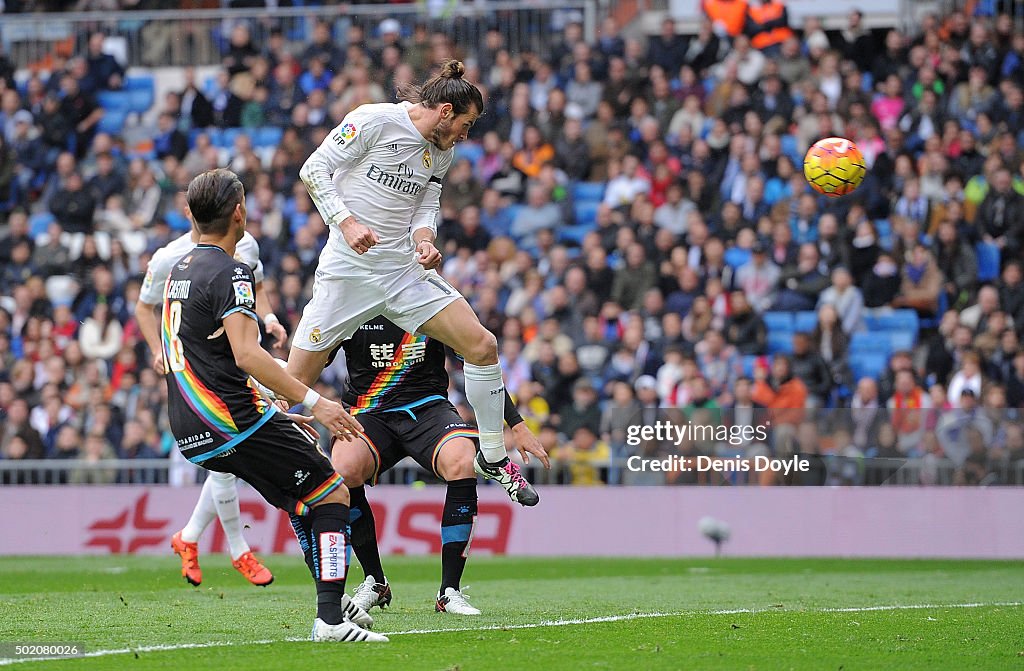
0, 3, 1022, 486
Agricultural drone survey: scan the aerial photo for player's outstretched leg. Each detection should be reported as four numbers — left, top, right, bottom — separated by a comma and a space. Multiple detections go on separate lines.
348, 485, 392, 612
172, 473, 221, 585
419, 300, 538, 505
435, 439, 481, 615
207, 471, 273, 586
289, 487, 388, 642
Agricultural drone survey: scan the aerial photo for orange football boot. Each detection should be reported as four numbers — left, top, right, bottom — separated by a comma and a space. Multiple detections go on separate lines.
232, 551, 274, 587
170, 531, 202, 586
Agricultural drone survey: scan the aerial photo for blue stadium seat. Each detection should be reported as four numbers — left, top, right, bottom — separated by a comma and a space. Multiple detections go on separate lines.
558, 224, 595, 246
97, 110, 128, 135
849, 352, 887, 381
454, 143, 484, 167
202, 75, 218, 98
919, 291, 947, 330
794, 311, 818, 333
217, 128, 244, 149
889, 331, 916, 352
253, 126, 283, 148
189, 127, 219, 148
865, 309, 919, 334
573, 201, 600, 226
767, 331, 794, 355
874, 219, 893, 250
724, 247, 751, 269
165, 211, 191, 232
127, 89, 154, 114
571, 181, 606, 203
976, 242, 1000, 282
124, 75, 155, 92
850, 331, 892, 355
29, 212, 55, 239
97, 91, 132, 113
780, 134, 800, 163
762, 311, 793, 333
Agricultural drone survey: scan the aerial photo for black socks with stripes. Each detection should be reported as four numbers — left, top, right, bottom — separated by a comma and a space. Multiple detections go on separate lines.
440, 478, 478, 594
290, 502, 350, 625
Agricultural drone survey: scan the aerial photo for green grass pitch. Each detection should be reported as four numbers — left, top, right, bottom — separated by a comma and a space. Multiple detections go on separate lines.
1, 555, 1023, 669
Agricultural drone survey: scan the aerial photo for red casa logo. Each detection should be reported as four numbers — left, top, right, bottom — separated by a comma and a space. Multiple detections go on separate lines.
86, 493, 171, 553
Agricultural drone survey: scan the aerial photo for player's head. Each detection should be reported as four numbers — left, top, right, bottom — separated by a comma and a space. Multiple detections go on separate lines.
186, 169, 246, 241
404, 59, 483, 150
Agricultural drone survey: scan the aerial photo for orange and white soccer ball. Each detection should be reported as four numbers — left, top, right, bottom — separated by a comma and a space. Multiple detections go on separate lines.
803, 137, 866, 197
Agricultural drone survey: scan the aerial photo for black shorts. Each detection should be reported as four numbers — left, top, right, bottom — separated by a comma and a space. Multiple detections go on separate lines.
204, 413, 342, 516
351, 400, 478, 485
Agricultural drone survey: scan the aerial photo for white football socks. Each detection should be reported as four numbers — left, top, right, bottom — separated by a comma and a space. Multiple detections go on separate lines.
209, 471, 250, 560
463, 362, 508, 464
180, 475, 218, 543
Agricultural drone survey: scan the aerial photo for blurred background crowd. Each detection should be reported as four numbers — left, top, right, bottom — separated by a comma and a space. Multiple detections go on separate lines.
0, 0, 1021, 486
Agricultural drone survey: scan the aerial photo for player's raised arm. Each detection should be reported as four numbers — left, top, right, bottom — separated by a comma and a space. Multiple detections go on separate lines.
299, 111, 382, 253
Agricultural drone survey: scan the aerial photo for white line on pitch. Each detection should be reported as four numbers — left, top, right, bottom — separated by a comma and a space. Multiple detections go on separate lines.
1, 602, 1020, 666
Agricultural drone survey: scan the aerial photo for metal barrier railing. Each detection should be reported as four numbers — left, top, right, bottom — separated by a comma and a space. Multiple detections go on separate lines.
0, 1, 598, 70
3, 457, 1023, 486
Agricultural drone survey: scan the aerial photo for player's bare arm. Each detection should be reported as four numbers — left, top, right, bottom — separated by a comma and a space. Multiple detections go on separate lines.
224, 300, 362, 439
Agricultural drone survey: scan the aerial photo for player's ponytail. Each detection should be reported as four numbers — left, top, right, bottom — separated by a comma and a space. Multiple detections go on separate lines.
439, 60, 465, 80
397, 59, 483, 117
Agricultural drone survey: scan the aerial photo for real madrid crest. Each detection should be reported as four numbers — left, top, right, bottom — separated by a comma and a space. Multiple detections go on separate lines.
310, 328, 322, 344
422, 147, 432, 169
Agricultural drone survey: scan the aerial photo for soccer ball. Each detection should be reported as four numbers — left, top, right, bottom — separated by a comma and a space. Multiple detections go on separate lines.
803, 137, 866, 197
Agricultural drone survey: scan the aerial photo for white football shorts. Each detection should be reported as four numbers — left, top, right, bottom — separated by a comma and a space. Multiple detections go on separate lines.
293, 254, 461, 353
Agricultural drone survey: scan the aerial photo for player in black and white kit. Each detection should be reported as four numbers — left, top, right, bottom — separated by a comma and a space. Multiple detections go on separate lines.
287, 60, 538, 505
328, 316, 549, 615
163, 169, 386, 643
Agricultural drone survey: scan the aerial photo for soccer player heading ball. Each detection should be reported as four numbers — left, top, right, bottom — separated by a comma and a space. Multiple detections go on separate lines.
288, 59, 538, 504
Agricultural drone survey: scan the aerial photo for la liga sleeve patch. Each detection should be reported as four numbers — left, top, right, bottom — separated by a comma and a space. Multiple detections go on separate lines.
233, 281, 255, 307
332, 122, 358, 146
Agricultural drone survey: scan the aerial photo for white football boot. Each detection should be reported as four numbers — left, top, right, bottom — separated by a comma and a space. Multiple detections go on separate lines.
341, 593, 375, 629
435, 587, 481, 615
310, 619, 388, 642
474, 453, 539, 506
352, 575, 393, 612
